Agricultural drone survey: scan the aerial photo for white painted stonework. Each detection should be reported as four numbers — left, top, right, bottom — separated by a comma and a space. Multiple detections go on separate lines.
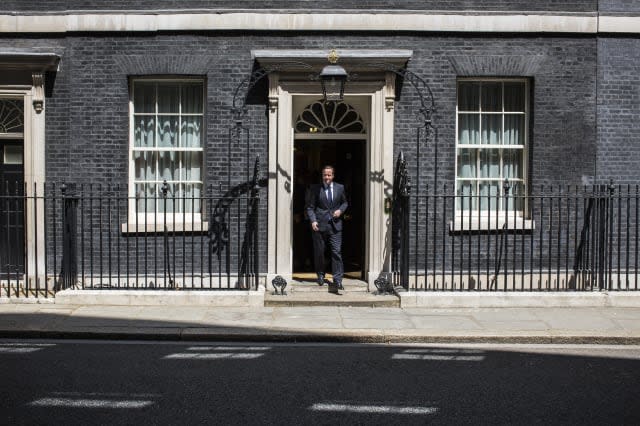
3, 11, 639, 34
259, 50, 404, 289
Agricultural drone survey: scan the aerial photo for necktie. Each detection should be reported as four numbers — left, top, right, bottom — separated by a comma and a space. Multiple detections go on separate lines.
327, 185, 332, 203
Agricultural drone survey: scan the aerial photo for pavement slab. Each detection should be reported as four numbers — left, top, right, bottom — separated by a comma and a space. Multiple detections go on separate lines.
2, 303, 640, 343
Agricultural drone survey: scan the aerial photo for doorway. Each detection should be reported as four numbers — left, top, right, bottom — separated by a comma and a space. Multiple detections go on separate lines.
0, 138, 25, 275
293, 139, 366, 280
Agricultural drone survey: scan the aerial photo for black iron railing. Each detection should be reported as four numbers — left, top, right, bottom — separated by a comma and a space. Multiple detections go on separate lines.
0, 175, 263, 298
392, 173, 640, 292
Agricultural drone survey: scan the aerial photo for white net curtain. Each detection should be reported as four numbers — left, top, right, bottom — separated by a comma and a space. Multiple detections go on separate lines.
132, 81, 203, 214
456, 80, 527, 212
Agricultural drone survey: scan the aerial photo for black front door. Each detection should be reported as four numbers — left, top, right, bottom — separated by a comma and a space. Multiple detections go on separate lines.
293, 139, 366, 278
0, 139, 25, 275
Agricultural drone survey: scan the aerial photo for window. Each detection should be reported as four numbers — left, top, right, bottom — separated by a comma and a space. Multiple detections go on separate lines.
129, 79, 204, 223
456, 79, 528, 221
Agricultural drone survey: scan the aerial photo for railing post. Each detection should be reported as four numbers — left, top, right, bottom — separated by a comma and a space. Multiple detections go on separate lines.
399, 156, 411, 291
607, 180, 615, 290
58, 183, 78, 292
253, 174, 260, 291
161, 180, 173, 289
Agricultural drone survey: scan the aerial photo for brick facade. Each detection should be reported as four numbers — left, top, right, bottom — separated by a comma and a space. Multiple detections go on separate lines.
0, 2, 638, 280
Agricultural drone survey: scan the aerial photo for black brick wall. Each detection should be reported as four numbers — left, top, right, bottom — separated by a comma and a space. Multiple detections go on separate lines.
0, 33, 598, 190
597, 37, 640, 184
0, 31, 611, 276
1, 1, 597, 12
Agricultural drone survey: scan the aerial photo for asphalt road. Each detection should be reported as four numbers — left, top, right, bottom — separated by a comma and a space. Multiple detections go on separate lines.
1, 340, 639, 425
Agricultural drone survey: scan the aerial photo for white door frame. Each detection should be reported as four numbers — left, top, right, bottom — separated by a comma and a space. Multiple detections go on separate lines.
0, 78, 46, 287
265, 73, 397, 289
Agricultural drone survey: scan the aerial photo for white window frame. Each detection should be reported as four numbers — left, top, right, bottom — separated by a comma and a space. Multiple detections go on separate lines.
453, 78, 533, 231
125, 77, 206, 232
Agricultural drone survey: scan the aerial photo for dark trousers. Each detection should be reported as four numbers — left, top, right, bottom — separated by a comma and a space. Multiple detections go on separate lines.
312, 227, 344, 284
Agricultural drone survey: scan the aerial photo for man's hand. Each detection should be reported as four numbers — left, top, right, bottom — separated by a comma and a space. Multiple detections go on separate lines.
311, 221, 319, 232
332, 210, 341, 218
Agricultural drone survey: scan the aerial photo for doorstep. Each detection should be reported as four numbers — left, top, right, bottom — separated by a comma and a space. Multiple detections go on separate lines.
264, 278, 399, 307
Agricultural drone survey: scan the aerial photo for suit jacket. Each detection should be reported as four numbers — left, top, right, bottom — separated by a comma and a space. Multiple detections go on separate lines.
306, 182, 348, 232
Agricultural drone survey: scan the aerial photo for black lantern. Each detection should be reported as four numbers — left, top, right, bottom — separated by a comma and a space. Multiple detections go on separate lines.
319, 49, 348, 102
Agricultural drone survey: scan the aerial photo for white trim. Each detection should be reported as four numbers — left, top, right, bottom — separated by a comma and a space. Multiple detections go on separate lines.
121, 221, 209, 234
1, 12, 622, 34
599, 16, 640, 33
449, 216, 535, 232
267, 74, 392, 288
455, 78, 530, 217
128, 78, 205, 228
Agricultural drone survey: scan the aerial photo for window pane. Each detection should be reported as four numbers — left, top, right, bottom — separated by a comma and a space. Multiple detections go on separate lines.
481, 115, 502, 145
458, 82, 480, 111
158, 84, 179, 113
184, 183, 202, 214
504, 115, 524, 145
458, 114, 479, 144
131, 80, 205, 216
480, 149, 500, 178
158, 116, 179, 148
181, 83, 203, 114
183, 152, 203, 182
134, 116, 155, 147
181, 116, 202, 148
158, 151, 178, 181
506, 182, 525, 212
158, 183, 179, 213
3, 145, 23, 165
133, 82, 155, 113
479, 181, 499, 212
504, 82, 525, 111
456, 180, 477, 211
481, 82, 502, 111
134, 151, 156, 181
135, 183, 156, 213
503, 149, 523, 180
457, 148, 477, 178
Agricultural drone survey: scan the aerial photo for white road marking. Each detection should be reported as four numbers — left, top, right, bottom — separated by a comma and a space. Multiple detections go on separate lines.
404, 348, 484, 354
310, 403, 438, 415
164, 352, 264, 359
394, 348, 485, 361
0, 347, 44, 353
392, 354, 485, 361
0, 343, 55, 347
29, 397, 153, 409
185, 346, 271, 351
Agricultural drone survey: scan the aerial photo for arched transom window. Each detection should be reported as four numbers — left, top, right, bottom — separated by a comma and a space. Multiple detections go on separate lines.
295, 100, 365, 134
0, 99, 24, 134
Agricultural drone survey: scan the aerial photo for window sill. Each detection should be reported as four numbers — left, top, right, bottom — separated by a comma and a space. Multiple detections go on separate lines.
449, 217, 535, 232
121, 222, 209, 234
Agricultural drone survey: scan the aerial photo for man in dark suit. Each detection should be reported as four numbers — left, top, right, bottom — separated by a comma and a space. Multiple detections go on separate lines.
306, 165, 349, 294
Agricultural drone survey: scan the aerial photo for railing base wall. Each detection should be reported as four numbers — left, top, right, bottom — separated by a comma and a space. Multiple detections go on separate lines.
54, 288, 265, 307
403, 271, 640, 292
399, 290, 640, 308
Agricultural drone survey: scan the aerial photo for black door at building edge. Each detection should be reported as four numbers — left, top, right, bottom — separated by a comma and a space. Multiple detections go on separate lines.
293, 139, 366, 280
0, 139, 25, 275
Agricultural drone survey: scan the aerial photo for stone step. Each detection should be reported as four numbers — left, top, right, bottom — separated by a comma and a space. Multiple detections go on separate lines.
264, 291, 399, 307
288, 280, 369, 293
266, 277, 398, 307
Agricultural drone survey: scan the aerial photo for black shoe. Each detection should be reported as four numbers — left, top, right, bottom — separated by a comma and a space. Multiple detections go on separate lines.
328, 285, 340, 295
317, 275, 325, 286
336, 282, 344, 290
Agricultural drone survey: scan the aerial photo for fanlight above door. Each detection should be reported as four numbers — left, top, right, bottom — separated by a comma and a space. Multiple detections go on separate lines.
295, 100, 365, 134
0, 99, 24, 134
